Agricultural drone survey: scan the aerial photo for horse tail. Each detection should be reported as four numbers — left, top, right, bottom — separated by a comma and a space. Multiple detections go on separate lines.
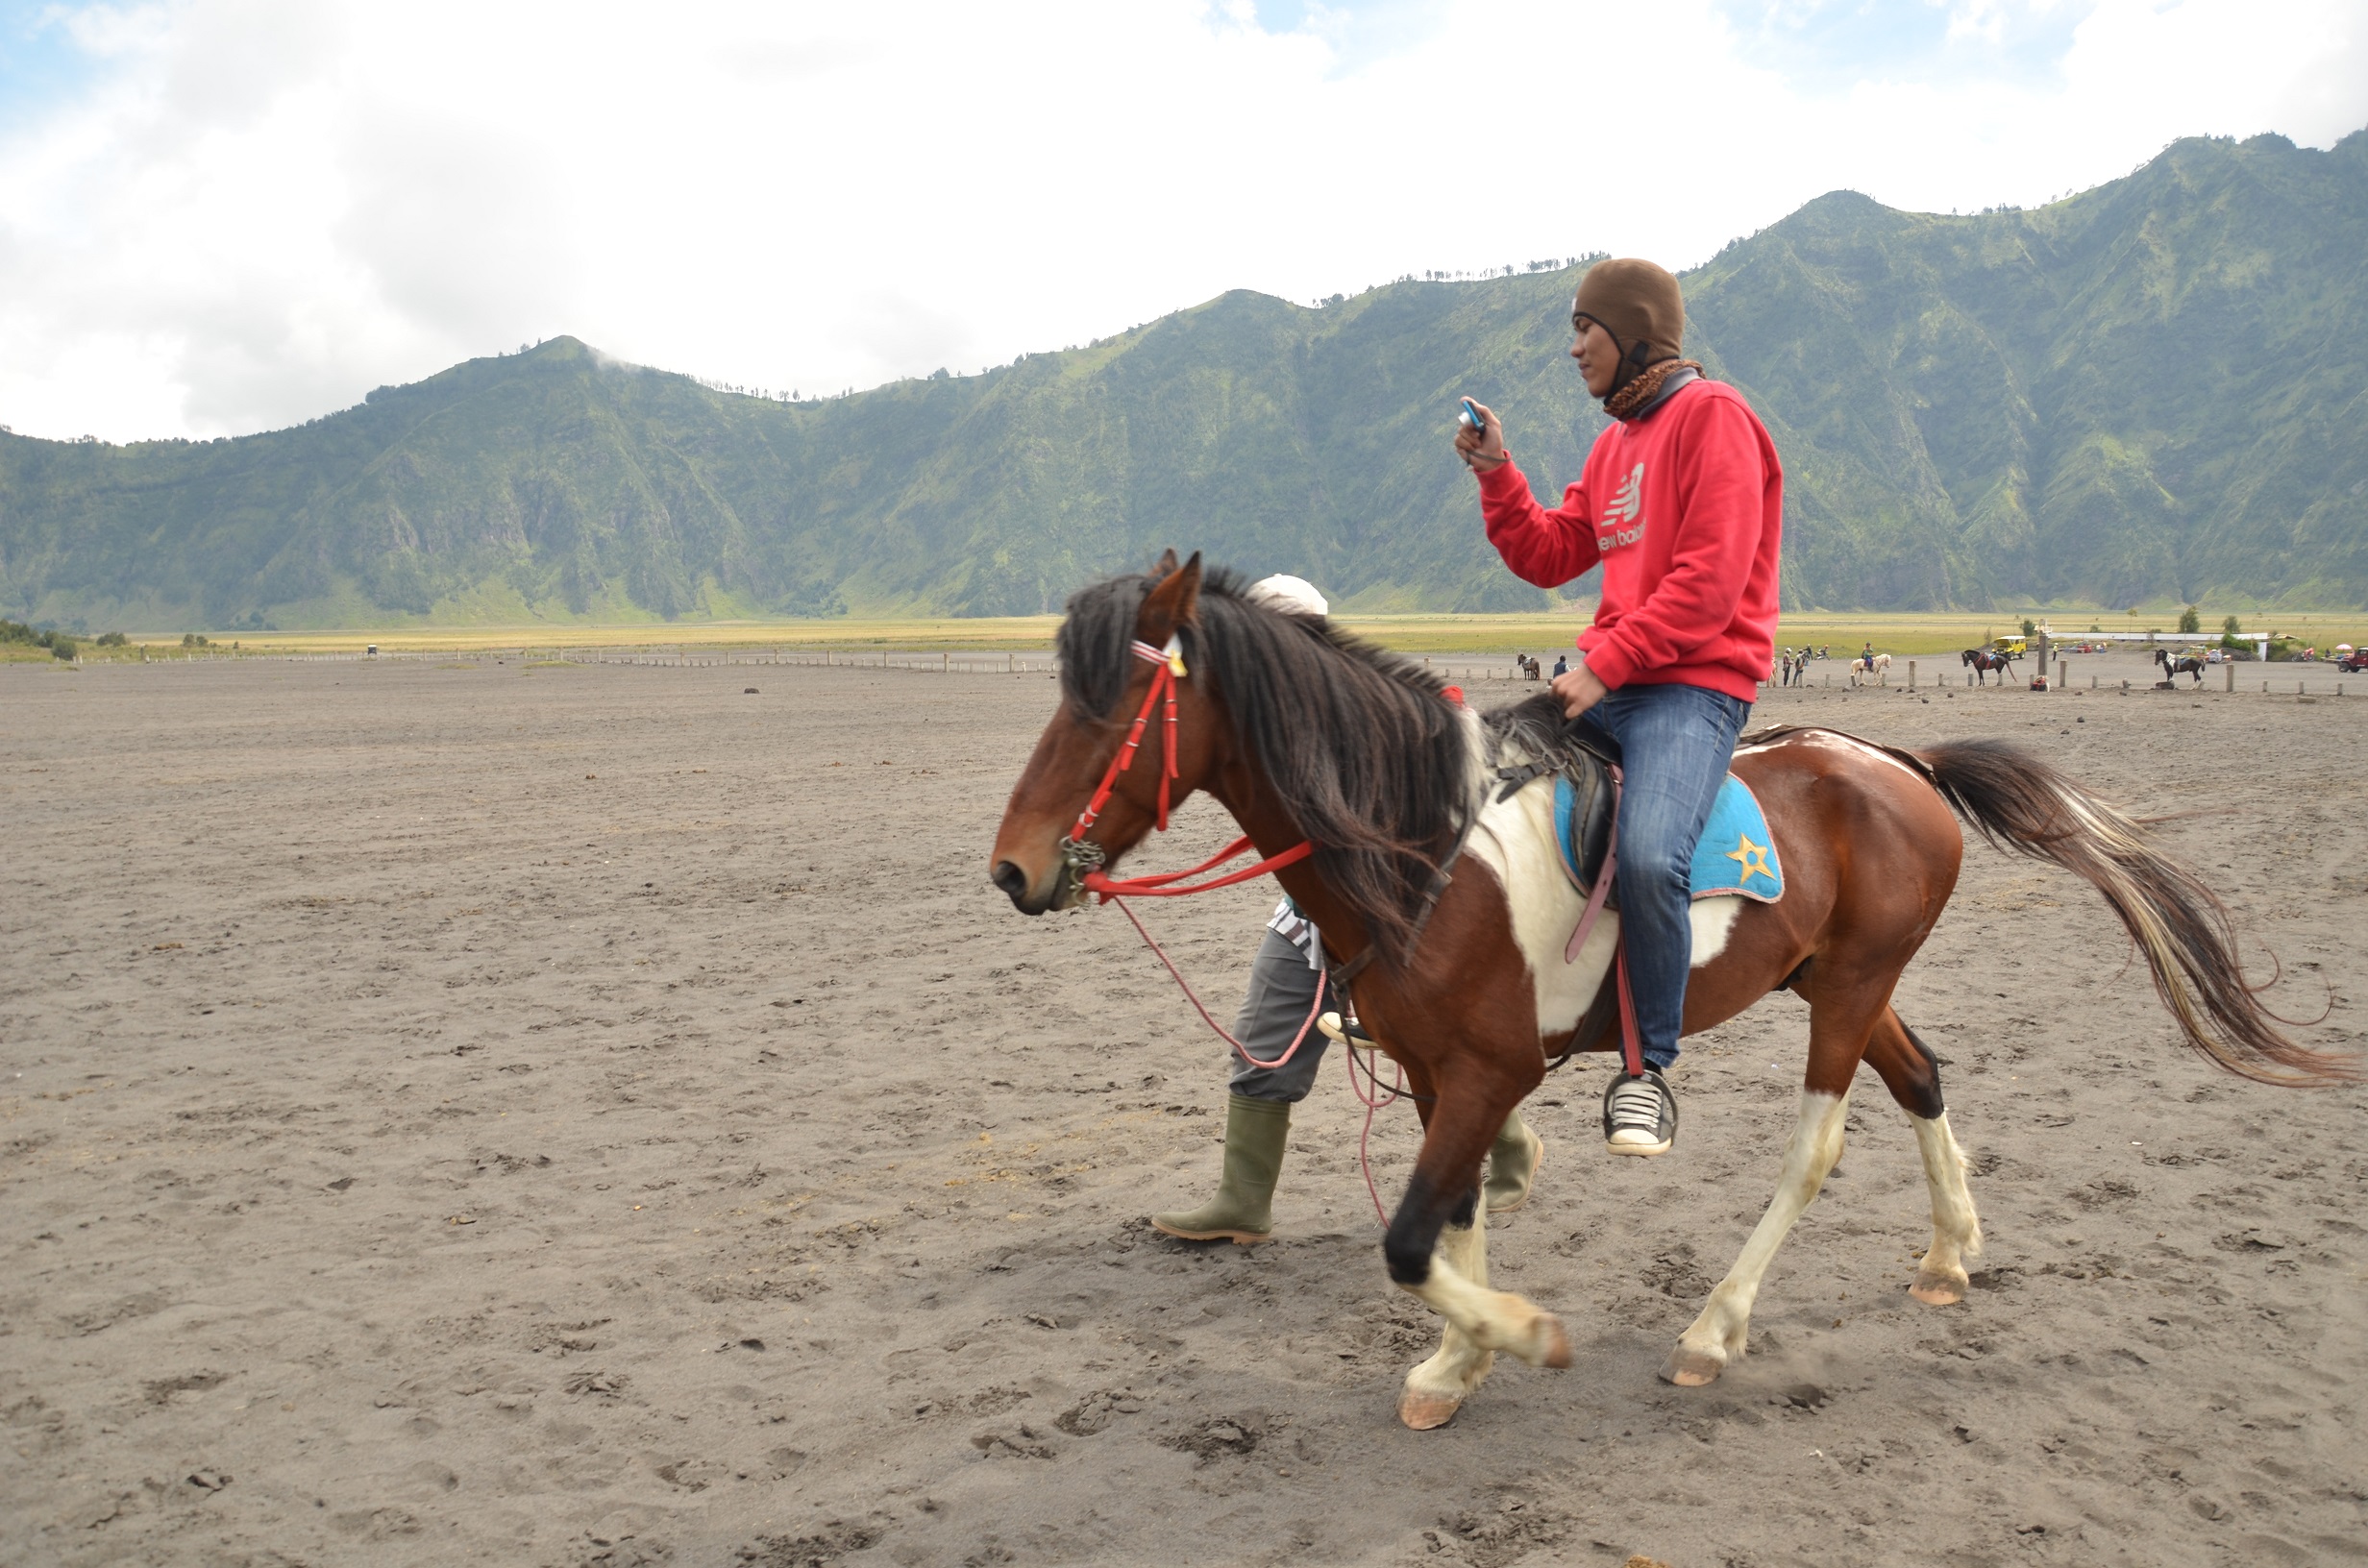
1918, 739, 2353, 1087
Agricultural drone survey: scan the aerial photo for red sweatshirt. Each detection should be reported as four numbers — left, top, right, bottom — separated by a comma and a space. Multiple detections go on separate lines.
1477, 378, 1782, 703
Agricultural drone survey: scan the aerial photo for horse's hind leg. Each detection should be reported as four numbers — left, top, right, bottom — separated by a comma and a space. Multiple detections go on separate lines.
1663, 985, 1884, 1387
1864, 1010, 1983, 1306
1663, 1084, 1850, 1385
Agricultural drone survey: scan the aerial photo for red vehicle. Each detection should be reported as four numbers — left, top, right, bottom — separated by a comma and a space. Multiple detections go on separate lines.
2339, 648, 2368, 674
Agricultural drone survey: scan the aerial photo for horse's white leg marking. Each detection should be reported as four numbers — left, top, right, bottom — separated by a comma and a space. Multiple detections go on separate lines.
1397, 1196, 1498, 1429
1398, 1190, 1571, 1394
1909, 1112, 1983, 1306
1663, 1088, 1849, 1386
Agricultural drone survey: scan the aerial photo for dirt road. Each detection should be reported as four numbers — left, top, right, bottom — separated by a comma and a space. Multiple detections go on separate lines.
4, 657, 2361, 1567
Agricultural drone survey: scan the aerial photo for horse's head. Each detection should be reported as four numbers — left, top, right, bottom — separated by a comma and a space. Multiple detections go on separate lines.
989, 551, 1231, 914
989, 552, 1471, 962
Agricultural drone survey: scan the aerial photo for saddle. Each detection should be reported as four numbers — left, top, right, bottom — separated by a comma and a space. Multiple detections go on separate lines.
1492, 727, 1618, 901
1492, 725, 1788, 907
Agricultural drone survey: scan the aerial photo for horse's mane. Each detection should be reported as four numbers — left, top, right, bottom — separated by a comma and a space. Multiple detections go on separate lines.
1057, 566, 1494, 964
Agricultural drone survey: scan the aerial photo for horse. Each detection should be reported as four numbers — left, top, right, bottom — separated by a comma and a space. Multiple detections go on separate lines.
1961, 648, 2015, 686
988, 553, 2349, 1431
2157, 648, 2207, 686
1849, 651, 1890, 684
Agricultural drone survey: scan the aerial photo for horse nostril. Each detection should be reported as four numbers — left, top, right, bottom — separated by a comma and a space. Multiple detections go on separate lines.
990, 860, 1030, 903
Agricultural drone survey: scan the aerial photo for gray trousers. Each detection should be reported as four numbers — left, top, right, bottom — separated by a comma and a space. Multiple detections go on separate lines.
1226, 928, 1338, 1103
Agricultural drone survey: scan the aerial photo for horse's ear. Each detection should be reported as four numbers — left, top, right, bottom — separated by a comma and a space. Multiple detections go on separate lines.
1150, 548, 1179, 577
1140, 551, 1203, 642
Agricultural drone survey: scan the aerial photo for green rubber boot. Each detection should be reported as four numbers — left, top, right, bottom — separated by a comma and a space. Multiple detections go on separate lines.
1150, 1093, 1291, 1243
1484, 1111, 1545, 1215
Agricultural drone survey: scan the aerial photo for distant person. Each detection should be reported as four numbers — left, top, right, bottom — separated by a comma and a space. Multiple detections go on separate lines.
1454, 257, 1782, 1157
1553, 653, 1569, 678
1152, 575, 1543, 1242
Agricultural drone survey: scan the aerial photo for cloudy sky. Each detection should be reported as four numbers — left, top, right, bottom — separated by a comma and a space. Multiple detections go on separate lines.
2, 0, 2363, 441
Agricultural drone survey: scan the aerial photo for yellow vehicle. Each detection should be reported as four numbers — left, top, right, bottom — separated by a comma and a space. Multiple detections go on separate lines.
1990, 635, 2028, 656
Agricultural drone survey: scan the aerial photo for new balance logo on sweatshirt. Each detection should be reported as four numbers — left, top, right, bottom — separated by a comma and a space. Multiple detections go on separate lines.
1600, 463, 1646, 549
1475, 379, 1784, 703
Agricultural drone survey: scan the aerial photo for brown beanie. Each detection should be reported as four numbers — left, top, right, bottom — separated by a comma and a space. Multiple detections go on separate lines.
1572, 258, 1686, 365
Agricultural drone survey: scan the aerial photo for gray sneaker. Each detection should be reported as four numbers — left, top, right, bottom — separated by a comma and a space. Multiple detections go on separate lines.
1602, 1069, 1677, 1156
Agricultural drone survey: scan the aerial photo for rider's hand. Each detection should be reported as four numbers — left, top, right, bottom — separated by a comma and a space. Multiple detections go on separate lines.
1453, 401, 1506, 470
1551, 661, 1608, 720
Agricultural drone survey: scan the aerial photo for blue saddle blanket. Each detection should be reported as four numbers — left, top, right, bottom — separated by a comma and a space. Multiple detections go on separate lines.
1553, 772, 1784, 903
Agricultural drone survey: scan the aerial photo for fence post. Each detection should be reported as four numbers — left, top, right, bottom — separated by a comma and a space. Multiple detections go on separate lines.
1908, 659, 1916, 690
2225, 661, 2233, 693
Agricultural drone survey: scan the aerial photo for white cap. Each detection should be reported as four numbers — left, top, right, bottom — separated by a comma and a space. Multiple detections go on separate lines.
1247, 573, 1328, 617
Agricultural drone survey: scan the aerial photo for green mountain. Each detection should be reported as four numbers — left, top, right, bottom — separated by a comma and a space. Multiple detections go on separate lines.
4, 129, 2363, 629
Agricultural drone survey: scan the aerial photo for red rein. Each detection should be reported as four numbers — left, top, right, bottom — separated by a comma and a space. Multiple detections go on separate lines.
1069, 636, 1316, 901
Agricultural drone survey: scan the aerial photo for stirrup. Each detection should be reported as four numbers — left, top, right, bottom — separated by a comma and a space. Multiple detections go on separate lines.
1602, 1068, 1676, 1156
1317, 1010, 1374, 1048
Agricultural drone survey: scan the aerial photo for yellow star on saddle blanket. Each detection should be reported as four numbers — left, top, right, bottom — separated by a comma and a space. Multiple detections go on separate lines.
1725, 833, 1775, 885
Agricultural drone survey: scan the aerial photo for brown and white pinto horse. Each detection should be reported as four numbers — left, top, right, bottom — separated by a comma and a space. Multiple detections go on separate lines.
989, 554, 2350, 1430
1961, 647, 2016, 685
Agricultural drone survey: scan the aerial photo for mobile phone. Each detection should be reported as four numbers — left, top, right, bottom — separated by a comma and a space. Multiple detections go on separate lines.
1459, 398, 1485, 429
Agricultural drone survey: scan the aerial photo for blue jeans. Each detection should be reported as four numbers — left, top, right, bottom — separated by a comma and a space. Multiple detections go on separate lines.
1573, 682, 1752, 1072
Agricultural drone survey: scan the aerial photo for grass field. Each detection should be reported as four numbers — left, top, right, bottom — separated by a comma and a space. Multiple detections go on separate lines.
39, 608, 2368, 661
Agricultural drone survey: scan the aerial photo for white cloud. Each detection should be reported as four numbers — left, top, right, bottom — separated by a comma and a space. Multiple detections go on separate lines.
0, 0, 2361, 439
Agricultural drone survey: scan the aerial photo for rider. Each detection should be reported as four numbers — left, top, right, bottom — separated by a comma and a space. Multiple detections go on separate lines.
1152, 574, 1545, 1242
1454, 257, 1782, 1157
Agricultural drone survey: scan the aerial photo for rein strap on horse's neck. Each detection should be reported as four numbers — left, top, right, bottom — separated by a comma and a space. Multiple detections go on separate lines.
1067, 629, 1319, 900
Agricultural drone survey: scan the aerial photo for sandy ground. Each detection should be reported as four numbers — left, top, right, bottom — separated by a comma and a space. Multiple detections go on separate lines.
3, 653, 2363, 1568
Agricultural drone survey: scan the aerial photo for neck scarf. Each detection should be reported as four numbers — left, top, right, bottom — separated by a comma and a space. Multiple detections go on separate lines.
1602, 357, 1703, 422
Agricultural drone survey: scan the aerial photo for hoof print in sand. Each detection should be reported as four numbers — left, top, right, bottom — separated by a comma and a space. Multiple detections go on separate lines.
963, 1384, 1030, 1415
1424, 1497, 1576, 1562
733, 1520, 883, 1566
1163, 1412, 1266, 1466
579, 1530, 673, 1567
565, 1370, 629, 1399
970, 1424, 1056, 1459
1053, 1389, 1146, 1435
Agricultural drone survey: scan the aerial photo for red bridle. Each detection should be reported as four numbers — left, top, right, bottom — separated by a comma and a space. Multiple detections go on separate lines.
1060, 635, 1314, 901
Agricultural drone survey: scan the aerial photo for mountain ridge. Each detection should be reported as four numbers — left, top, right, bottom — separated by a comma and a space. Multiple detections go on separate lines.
3, 127, 2363, 630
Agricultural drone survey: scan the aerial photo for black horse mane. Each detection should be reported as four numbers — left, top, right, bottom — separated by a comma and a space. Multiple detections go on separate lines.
1059, 565, 1543, 964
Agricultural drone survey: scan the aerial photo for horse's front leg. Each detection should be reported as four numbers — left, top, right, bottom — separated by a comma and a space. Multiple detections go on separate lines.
1384, 1075, 1568, 1430
1394, 1182, 1495, 1430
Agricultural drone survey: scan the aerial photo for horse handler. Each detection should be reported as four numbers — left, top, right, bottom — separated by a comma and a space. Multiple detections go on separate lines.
1152, 574, 1545, 1243
1454, 257, 1783, 1157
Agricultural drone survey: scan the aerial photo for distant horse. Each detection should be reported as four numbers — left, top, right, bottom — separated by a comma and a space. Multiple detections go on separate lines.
1850, 652, 1891, 683
1961, 648, 2016, 685
2157, 649, 2207, 687
990, 553, 2347, 1430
